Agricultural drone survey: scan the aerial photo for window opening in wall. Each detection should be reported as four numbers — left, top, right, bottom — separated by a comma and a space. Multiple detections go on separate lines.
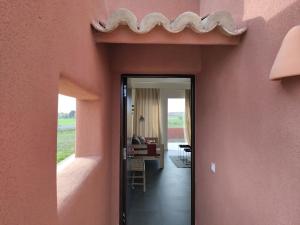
57, 94, 76, 163
167, 98, 186, 150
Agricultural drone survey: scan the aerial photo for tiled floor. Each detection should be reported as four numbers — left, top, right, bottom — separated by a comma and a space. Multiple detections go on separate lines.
127, 150, 191, 225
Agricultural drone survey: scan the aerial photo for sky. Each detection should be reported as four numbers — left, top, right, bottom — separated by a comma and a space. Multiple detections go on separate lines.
58, 94, 76, 113
168, 98, 185, 112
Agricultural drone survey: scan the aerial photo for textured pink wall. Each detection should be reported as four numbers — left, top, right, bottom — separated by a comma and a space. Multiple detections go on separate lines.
109, 2, 300, 224
109, 44, 202, 225
109, 44, 202, 74
196, 1, 300, 225
76, 100, 109, 157
103, 0, 200, 20
57, 157, 110, 225
0, 0, 112, 225
2, 0, 300, 225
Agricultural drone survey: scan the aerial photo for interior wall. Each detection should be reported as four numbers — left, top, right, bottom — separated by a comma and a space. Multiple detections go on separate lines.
196, 1, 300, 225
109, 44, 202, 225
0, 0, 112, 225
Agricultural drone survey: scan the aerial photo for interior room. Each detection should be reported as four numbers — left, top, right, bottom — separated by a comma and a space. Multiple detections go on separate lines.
125, 77, 192, 225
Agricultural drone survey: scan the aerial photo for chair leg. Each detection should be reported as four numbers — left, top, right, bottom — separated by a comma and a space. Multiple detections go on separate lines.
143, 171, 146, 192
186, 152, 188, 164
179, 148, 183, 160
185, 151, 187, 164
180, 148, 182, 160
181, 148, 183, 160
132, 172, 135, 189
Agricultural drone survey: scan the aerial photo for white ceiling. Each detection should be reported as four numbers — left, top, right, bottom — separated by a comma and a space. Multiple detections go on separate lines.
128, 77, 191, 89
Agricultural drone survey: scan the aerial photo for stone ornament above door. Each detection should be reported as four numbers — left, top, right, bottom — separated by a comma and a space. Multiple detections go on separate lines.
92, 8, 247, 36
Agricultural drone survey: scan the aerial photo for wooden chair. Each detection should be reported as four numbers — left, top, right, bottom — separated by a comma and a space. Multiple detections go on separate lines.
127, 158, 146, 192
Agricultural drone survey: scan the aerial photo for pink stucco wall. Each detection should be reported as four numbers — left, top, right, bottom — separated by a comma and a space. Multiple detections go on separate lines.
103, 0, 200, 20
196, 1, 300, 225
108, 2, 300, 225
0, 0, 112, 225
2, 0, 300, 225
109, 44, 202, 225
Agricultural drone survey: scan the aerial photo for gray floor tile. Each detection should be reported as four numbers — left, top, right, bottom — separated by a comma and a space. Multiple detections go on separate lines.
127, 150, 191, 225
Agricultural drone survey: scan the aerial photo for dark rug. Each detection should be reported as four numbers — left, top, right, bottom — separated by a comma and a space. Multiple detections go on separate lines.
169, 155, 191, 168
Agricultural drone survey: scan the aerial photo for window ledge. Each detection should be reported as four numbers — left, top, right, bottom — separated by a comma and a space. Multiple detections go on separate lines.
57, 155, 101, 211
57, 154, 76, 172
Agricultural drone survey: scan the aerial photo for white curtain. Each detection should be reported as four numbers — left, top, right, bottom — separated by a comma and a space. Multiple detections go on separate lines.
133, 89, 161, 142
184, 90, 191, 145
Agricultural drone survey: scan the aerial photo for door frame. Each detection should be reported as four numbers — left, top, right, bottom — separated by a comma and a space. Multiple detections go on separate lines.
120, 74, 196, 225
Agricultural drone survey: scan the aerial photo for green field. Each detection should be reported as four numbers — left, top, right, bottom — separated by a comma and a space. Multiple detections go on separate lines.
57, 129, 75, 163
168, 115, 184, 128
57, 118, 76, 163
58, 118, 76, 126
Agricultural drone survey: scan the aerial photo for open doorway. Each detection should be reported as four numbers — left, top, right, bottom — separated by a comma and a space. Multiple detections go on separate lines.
167, 98, 186, 150
120, 75, 195, 225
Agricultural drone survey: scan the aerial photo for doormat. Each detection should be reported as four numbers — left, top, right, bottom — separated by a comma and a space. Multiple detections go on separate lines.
169, 155, 191, 168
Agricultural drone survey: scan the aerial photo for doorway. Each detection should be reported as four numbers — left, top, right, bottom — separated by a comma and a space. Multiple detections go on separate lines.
120, 75, 195, 225
167, 98, 186, 151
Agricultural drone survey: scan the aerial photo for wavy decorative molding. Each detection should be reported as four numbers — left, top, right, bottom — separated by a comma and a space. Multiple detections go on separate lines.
92, 8, 247, 36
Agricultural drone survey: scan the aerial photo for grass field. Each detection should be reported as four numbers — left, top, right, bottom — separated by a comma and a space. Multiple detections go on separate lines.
57, 118, 76, 163
58, 118, 75, 126
168, 115, 184, 128
57, 127, 75, 163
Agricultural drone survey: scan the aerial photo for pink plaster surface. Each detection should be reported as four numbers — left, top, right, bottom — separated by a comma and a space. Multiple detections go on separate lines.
109, 44, 202, 225
2, 0, 300, 225
76, 100, 111, 157
57, 157, 100, 209
196, 1, 300, 225
57, 156, 110, 225
104, 0, 200, 20
0, 0, 112, 225
270, 26, 300, 80
109, 44, 202, 74
108, 2, 300, 225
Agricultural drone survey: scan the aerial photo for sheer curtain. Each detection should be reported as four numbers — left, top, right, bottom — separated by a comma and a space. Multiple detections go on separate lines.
133, 88, 161, 142
184, 90, 191, 145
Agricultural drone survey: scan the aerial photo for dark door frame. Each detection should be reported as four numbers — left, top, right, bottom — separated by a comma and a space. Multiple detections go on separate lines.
120, 74, 196, 225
